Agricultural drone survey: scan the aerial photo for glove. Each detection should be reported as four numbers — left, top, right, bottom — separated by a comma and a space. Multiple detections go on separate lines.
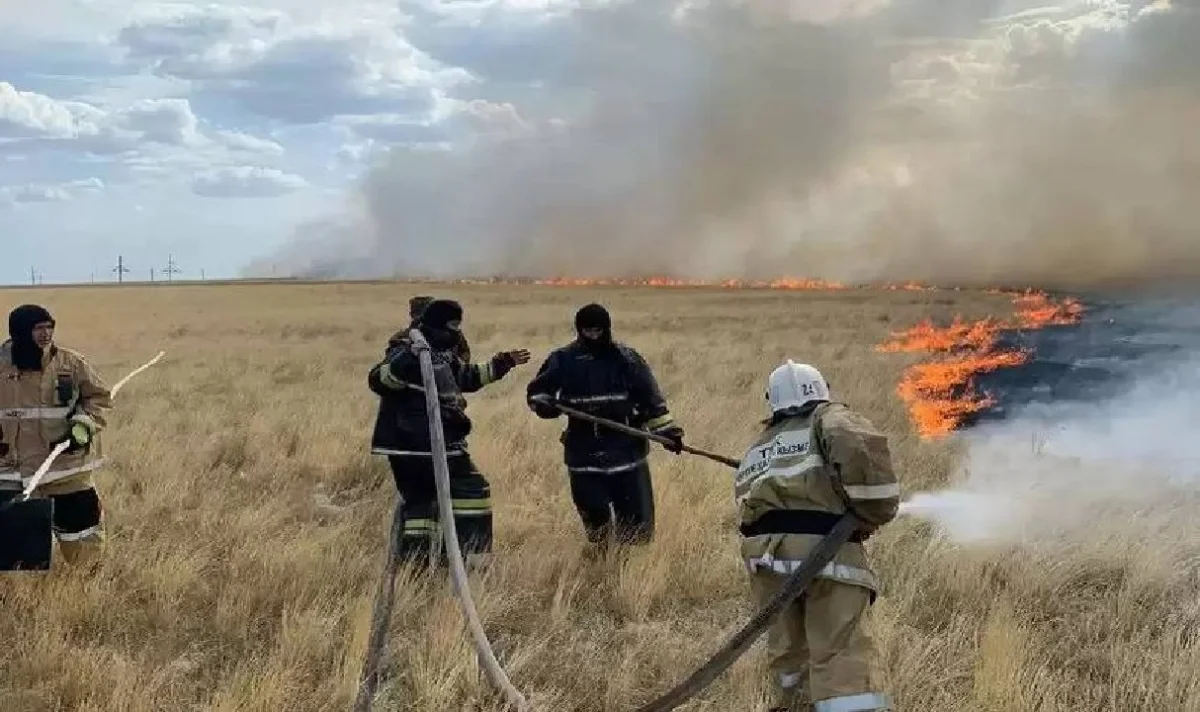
490, 349, 531, 379
53, 421, 93, 454
528, 393, 561, 419
656, 425, 685, 453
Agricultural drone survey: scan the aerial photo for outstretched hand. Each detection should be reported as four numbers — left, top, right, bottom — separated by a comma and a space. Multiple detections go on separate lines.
491, 349, 532, 379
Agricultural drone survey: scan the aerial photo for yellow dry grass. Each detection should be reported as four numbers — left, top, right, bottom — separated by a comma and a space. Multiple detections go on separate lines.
0, 281, 1194, 712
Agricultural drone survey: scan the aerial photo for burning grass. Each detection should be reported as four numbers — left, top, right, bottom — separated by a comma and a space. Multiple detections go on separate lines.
0, 279, 1191, 712
877, 290, 1085, 438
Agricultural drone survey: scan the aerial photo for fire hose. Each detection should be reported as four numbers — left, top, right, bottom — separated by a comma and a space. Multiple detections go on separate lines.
412, 328, 530, 711
352, 496, 406, 712
533, 398, 741, 468
631, 513, 860, 712
14, 351, 166, 504
351, 360, 860, 712
353, 331, 529, 712
540, 402, 864, 712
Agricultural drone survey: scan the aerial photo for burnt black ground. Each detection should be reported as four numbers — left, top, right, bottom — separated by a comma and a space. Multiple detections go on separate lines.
967, 289, 1200, 428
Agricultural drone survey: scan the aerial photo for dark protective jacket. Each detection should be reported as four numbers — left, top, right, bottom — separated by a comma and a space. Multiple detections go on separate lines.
368, 331, 506, 457
526, 340, 676, 474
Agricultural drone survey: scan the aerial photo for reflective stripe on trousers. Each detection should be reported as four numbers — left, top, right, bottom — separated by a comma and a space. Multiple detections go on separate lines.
371, 447, 466, 457
568, 456, 647, 475
745, 555, 876, 590
451, 497, 491, 516
57, 525, 102, 542
813, 692, 891, 711
0, 406, 71, 419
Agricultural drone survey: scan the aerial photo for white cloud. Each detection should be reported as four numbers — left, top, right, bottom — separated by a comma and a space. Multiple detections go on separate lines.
114, 3, 469, 124
0, 177, 104, 206
0, 81, 286, 157
0, 81, 104, 140
192, 165, 309, 198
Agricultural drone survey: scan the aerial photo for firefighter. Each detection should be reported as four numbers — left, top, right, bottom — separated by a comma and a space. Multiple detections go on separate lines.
0, 304, 113, 567
368, 298, 529, 567
408, 294, 470, 362
736, 360, 899, 712
526, 303, 684, 547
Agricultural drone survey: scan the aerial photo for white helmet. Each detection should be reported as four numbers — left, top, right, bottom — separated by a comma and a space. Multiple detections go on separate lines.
766, 360, 830, 413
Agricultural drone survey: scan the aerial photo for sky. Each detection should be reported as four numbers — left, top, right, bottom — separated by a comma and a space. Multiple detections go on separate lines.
1, 0, 574, 284
2, 0, 1196, 287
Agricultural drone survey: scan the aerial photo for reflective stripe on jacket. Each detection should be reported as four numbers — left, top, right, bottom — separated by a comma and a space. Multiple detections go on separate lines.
0, 342, 113, 495
735, 401, 900, 596
367, 332, 501, 456
525, 340, 676, 473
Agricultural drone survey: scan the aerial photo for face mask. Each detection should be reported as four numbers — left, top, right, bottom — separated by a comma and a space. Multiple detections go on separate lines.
425, 326, 460, 350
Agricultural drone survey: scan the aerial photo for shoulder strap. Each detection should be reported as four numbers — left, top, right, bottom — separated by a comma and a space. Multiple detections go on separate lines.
810, 401, 835, 461
809, 401, 854, 507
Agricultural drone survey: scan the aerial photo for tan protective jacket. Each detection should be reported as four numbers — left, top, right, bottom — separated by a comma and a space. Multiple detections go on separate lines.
735, 401, 900, 596
0, 342, 112, 496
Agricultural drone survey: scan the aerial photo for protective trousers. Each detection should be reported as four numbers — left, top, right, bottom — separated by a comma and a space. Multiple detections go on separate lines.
567, 461, 654, 545
750, 573, 891, 712
0, 486, 104, 568
387, 454, 492, 568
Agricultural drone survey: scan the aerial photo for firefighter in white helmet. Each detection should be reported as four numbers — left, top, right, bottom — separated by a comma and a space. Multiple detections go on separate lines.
734, 360, 899, 712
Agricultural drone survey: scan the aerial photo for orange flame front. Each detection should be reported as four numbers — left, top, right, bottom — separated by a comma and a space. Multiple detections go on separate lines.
876, 289, 1084, 438
433, 274, 1083, 438
529, 276, 848, 290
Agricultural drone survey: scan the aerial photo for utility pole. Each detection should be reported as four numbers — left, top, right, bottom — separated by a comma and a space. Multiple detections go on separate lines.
112, 255, 130, 283
29, 266, 36, 286
163, 254, 181, 283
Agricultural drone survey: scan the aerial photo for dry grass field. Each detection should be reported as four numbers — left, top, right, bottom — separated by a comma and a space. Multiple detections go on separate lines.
0, 281, 1196, 712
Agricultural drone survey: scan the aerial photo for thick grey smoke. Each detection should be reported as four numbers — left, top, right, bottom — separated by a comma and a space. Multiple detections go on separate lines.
250, 0, 1200, 288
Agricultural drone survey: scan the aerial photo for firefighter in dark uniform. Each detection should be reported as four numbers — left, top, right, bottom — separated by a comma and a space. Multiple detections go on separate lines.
368, 298, 529, 566
408, 295, 470, 363
526, 303, 684, 546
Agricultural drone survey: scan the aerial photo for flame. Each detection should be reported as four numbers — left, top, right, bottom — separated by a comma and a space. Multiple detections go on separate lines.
877, 288, 1085, 438
409, 273, 1083, 438
528, 276, 848, 289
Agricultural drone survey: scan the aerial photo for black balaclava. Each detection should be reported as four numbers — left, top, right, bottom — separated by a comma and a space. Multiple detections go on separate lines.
419, 299, 464, 350
9, 304, 54, 371
575, 303, 614, 353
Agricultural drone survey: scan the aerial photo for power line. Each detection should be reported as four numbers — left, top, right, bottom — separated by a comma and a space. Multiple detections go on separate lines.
112, 255, 130, 283
163, 254, 182, 283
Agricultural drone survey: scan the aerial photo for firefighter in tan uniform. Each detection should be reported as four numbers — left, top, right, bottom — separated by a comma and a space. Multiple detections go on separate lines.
0, 305, 112, 566
735, 361, 899, 712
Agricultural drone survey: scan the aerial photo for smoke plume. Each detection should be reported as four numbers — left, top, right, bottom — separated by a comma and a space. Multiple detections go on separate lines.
249, 0, 1200, 289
